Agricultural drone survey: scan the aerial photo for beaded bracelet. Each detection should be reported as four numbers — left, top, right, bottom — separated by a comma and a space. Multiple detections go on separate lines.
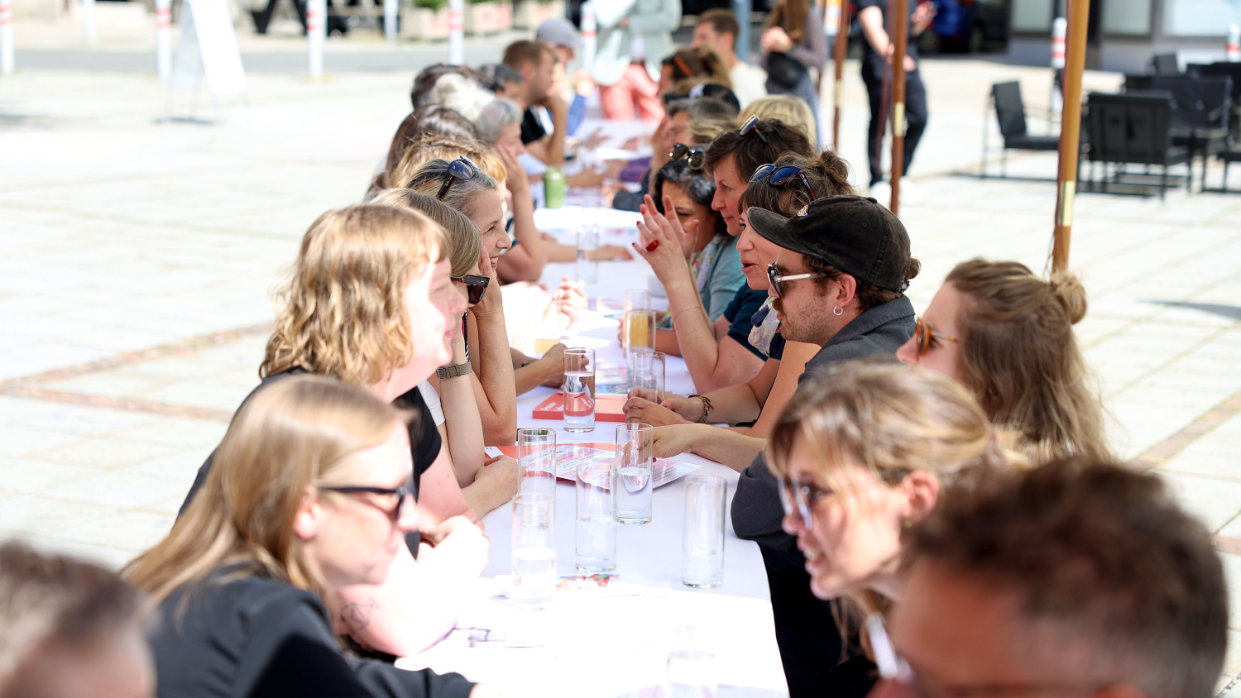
689, 394, 713, 423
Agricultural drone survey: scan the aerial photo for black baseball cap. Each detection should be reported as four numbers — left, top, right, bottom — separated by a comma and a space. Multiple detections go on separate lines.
747, 196, 913, 293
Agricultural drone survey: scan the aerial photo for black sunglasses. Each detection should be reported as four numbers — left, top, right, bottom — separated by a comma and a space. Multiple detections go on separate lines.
750, 163, 818, 201
669, 143, 705, 171
318, 475, 415, 521
451, 274, 490, 305
437, 156, 478, 200
767, 262, 823, 299
738, 115, 769, 144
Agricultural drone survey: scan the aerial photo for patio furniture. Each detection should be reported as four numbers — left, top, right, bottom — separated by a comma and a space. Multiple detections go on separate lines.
1123, 74, 1233, 191
981, 81, 1060, 178
1084, 91, 1190, 200
1151, 53, 1181, 76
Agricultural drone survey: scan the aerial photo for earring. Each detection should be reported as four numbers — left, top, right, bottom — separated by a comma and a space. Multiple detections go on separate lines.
832, 306, 843, 316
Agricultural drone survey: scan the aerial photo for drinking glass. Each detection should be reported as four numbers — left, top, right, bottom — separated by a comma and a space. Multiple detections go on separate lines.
517, 428, 557, 499
511, 493, 556, 607
575, 455, 617, 573
682, 475, 726, 588
624, 289, 652, 314
576, 224, 599, 284
614, 423, 653, 524
623, 309, 656, 362
563, 348, 596, 433
627, 348, 665, 404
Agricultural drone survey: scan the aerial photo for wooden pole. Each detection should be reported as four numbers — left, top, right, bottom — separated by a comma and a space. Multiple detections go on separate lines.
888, 0, 909, 215
831, 0, 851, 151
1052, 0, 1090, 273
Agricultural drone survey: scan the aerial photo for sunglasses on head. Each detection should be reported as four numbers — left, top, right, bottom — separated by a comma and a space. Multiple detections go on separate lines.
767, 262, 823, 299
452, 274, 489, 305
738, 115, 769, 144
437, 156, 479, 200
912, 317, 959, 357
318, 475, 415, 522
750, 163, 818, 201
669, 143, 705, 171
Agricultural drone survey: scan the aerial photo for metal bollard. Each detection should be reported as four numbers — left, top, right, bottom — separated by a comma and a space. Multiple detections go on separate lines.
1050, 17, 1066, 116
156, 0, 171, 78
307, 0, 325, 79
383, 0, 396, 44
1, 0, 14, 75
448, 0, 462, 65
1228, 23, 1239, 62
82, 0, 97, 44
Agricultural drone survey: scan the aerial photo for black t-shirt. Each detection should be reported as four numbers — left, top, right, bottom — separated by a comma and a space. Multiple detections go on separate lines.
723, 286, 775, 360
179, 371, 442, 517
151, 568, 475, 698
857, 0, 919, 69
519, 107, 546, 145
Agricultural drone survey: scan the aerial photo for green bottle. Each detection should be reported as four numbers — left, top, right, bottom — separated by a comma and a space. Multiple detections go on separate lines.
544, 167, 565, 209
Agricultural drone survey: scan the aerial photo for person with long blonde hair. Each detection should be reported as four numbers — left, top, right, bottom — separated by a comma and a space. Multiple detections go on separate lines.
132, 376, 483, 698
896, 258, 1110, 462
179, 204, 489, 658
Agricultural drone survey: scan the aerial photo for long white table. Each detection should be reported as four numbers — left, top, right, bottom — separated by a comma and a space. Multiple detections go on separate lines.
397, 206, 788, 697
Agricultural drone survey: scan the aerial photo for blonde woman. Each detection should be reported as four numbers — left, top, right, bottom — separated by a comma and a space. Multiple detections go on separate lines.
765, 361, 1019, 696
896, 259, 1110, 462
131, 376, 484, 698
180, 204, 488, 657
738, 94, 818, 150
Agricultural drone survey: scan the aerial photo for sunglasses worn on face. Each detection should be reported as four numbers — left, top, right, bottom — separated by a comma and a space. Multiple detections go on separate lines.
738, 114, 769, 144
913, 317, 959, 357
437, 156, 479, 200
750, 163, 818, 201
669, 143, 705, 171
319, 475, 415, 522
767, 263, 823, 299
452, 274, 490, 305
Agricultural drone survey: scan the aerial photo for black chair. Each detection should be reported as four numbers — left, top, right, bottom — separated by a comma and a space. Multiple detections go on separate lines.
982, 81, 1060, 178
1085, 91, 1191, 200
1151, 53, 1181, 76
1123, 74, 1233, 190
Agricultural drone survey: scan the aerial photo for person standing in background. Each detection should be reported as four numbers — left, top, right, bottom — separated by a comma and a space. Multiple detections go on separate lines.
759, 0, 827, 145
857, 0, 934, 193
535, 17, 596, 137
593, 0, 680, 122
693, 9, 767, 108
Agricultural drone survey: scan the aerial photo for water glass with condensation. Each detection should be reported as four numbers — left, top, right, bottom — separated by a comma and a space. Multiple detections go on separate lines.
511, 493, 556, 607
517, 428, 557, 499
576, 225, 599, 284
575, 455, 617, 573
563, 348, 595, 432
682, 475, 726, 588
614, 423, 653, 524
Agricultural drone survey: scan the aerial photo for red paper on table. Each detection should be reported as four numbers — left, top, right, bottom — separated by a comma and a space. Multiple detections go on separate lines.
531, 393, 627, 422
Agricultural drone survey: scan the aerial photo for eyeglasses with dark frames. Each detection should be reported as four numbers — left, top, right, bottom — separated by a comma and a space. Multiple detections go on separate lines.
318, 475, 414, 521
669, 143, 705, 171
912, 317, 959, 357
437, 156, 479, 200
737, 114, 769, 144
767, 262, 823, 299
451, 274, 490, 305
750, 163, 818, 201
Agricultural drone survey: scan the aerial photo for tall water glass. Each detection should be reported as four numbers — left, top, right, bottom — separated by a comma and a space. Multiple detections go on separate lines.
628, 348, 665, 403
682, 475, 726, 588
614, 423, 654, 524
575, 456, 617, 573
511, 493, 557, 607
576, 224, 599, 284
563, 348, 596, 432
517, 428, 557, 499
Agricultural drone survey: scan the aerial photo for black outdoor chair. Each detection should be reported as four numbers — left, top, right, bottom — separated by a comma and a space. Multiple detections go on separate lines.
1123, 74, 1233, 190
1151, 53, 1181, 76
1085, 91, 1191, 200
981, 81, 1060, 178
1188, 62, 1241, 139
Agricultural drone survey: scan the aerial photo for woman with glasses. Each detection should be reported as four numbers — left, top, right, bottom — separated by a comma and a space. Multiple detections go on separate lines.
179, 204, 489, 658
130, 375, 486, 698
896, 258, 1110, 462
627, 150, 855, 470
765, 361, 1021, 696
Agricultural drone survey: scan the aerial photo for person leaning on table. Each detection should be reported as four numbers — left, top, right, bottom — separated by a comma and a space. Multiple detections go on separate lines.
178, 204, 492, 659
731, 196, 918, 698
128, 375, 488, 698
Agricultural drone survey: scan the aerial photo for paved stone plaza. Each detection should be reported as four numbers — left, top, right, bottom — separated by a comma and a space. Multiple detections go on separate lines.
2, 6, 1240, 691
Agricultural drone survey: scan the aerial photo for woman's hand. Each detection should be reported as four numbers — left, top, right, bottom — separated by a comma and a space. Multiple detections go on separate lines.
657, 394, 703, 422
534, 342, 566, 387
649, 424, 701, 459
495, 142, 530, 196
473, 454, 519, 504
633, 193, 698, 284
623, 394, 692, 427
761, 26, 793, 53
468, 257, 504, 320
587, 244, 633, 262
546, 277, 587, 328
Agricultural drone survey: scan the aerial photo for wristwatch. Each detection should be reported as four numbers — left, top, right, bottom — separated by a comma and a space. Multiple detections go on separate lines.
436, 362, 473, 380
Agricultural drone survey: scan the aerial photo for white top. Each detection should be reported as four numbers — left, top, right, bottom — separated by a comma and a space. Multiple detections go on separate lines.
419, 380, 445, 427
729, 61, 769, 108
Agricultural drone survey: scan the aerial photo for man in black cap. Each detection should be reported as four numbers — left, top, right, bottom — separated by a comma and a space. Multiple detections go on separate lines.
732, 195, 918, 697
